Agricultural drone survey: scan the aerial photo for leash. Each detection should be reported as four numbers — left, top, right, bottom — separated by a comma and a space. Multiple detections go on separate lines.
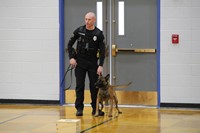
61, 63, 100, 90
60, 64, 74, 90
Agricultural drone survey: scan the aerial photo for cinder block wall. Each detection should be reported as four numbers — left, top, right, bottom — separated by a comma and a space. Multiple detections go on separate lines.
160, 0, 200, 103
0, 0, 59, 100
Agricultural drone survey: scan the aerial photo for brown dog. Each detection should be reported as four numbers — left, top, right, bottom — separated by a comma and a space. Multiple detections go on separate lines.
94, 74, 132, 117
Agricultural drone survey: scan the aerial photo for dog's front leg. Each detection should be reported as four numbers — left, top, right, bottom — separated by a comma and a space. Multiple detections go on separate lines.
94, 97, 99, 117
99, 101, 104, 111
108, 99, 113, 117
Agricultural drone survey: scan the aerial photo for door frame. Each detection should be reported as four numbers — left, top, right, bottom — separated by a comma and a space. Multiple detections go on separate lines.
58, 0, 161, 107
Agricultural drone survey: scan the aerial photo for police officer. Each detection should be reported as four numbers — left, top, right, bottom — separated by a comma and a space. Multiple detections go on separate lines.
67, 12, 106, 116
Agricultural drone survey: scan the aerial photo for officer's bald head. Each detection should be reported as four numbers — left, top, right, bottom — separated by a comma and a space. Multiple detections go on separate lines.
85, 12, 96, 30
85, 12, 96, 20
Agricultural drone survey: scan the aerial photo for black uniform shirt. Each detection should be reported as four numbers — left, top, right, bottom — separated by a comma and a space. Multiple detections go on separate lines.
68, 25, 105, 66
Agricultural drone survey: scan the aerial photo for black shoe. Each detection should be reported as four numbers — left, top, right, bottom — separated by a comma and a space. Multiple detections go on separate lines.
92, 110, 95, 115
76, 110, 83, 116
98, 110, 105, 116
92, 109, 104, 116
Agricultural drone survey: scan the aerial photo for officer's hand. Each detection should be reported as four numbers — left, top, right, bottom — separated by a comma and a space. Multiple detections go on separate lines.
97, 66, 103, 75
69, 58, 77, 68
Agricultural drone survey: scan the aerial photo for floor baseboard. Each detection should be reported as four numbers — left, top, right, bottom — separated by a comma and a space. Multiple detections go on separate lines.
0, 99, 59, 105
160, 103, 200, 109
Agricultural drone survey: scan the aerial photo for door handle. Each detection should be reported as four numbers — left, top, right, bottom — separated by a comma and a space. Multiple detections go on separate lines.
112, 44, 156, 57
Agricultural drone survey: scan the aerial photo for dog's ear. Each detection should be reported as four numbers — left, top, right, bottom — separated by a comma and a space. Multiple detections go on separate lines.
105, 74, 110, 81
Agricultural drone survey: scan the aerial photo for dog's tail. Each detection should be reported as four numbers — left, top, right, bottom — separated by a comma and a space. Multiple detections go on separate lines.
110, 81, 132, 89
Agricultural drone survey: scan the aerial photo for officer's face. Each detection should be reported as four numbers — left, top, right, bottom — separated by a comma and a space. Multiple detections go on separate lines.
85, 13, 96, 29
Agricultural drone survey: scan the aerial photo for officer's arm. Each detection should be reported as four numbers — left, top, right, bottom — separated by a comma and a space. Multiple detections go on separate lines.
67, 29, 79, 59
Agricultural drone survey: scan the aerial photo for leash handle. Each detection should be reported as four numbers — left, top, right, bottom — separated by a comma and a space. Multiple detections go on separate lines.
65, 65, 73, 90
60, 64, 74, 90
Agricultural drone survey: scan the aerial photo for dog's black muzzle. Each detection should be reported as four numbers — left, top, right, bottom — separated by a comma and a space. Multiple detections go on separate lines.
95, 81, 104, 88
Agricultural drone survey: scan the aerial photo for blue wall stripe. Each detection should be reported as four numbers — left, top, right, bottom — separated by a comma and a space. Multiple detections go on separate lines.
59, 0, 65, 105
157, 0, 161, 108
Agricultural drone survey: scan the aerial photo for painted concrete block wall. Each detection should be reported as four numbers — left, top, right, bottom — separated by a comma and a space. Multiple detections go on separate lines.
0, 0, 59, 100
161, 0, 200, 103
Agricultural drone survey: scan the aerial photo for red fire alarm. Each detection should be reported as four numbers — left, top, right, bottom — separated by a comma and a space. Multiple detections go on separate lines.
172, 34, 179, 44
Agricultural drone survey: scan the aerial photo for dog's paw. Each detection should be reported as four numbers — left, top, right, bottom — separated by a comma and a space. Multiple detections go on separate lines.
94, 114, 99, 117
118, 111, 122, 114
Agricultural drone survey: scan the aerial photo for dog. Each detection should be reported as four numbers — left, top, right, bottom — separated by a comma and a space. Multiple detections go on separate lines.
94, 74, 132, 117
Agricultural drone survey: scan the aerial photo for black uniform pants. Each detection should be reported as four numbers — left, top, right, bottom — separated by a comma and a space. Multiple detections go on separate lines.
75, 58, 98, 111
